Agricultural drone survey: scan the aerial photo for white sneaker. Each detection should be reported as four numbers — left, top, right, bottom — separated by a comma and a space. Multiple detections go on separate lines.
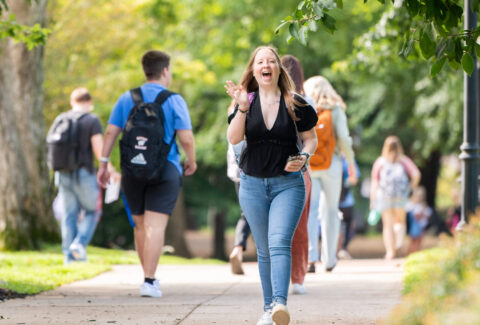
291, 283, 307, 295
140, 282, 162, 298
256, 310, 273, 325
69, 243, 86, 261
153, 279, 161, 290
338, 249, 352, 260
272, 303, 290, 325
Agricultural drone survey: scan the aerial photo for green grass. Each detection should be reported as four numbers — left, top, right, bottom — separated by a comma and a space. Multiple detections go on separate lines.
0, 245, 224, 295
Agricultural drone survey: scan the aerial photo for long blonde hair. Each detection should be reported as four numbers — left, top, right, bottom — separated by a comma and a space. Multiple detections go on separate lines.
304, 75, 346, 111
381, 135, 404, 163
239, 46, 299, 120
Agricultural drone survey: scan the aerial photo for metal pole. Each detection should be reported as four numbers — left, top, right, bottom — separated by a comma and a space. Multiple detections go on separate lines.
458, 0, 480, 230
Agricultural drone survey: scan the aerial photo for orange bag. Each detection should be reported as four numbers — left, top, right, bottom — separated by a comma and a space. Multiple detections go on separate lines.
309, 109, 336, 170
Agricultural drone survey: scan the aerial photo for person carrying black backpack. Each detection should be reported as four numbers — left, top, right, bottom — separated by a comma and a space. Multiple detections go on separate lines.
47, 87, 118, 265
97, 50, 197, 298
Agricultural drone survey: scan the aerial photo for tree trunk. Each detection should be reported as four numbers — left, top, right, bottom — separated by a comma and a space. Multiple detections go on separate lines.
165, 189, 191, 258
0, 0, 59, 250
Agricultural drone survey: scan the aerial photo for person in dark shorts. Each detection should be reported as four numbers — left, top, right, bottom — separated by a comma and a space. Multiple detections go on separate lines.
97, 50, 197, 298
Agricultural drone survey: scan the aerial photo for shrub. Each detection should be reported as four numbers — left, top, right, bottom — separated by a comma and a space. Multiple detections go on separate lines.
382, 215, 480, 325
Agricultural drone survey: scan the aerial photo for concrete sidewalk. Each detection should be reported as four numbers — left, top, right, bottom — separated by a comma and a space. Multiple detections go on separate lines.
0, 259, 403, 324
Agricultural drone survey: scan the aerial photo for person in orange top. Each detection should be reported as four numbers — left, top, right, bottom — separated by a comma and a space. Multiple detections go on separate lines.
304, 76, 357, 273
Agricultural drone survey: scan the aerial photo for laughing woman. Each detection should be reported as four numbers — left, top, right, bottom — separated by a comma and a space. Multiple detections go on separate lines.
225, 46, 318, 325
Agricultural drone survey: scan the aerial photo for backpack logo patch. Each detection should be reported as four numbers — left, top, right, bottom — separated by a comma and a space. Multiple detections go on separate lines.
134, 136, 148, 150
131, 153, 147, 165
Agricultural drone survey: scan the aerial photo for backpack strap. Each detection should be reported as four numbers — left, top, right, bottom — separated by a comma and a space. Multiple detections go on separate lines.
153, 89, 177, 147
130, 88, 144, 106
154, 89, 176, 106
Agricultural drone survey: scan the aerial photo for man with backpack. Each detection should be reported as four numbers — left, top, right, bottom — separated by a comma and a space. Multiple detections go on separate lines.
47, 87, 115, 264
97, 50, 197, 298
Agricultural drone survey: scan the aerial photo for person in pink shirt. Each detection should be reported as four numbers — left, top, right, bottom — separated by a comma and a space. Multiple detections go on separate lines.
370, 136, 421, 259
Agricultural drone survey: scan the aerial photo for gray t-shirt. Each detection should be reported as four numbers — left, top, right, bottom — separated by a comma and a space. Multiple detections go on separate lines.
77, 113, 103, 173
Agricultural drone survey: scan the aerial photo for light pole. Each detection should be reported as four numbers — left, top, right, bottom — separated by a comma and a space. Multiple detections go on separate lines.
458, 0, 480, 229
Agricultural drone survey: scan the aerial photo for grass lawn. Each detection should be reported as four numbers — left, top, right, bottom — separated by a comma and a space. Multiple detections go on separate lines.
0, 245, 224, 295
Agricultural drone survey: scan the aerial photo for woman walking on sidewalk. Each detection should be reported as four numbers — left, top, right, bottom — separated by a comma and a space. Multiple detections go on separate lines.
226, 46, 318, 325
370, 135, 420, 259
281, 54, 313, 295
304, 76, 357, 273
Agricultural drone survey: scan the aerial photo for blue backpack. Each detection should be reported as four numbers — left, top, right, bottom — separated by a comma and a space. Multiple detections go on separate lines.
120, 88, 175, 181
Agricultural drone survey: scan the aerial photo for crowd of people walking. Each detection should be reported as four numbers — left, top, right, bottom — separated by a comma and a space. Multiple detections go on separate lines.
48, 45, 428, 325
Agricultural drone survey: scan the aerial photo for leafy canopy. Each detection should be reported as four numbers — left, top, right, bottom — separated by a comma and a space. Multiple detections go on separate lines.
279, 0, 480, 77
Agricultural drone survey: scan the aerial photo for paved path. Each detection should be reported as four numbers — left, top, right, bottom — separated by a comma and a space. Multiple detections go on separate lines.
0, 259, 403, 325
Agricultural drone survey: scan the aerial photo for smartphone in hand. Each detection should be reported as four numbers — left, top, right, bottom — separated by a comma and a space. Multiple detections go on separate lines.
287, 154, 302, 162
285, 154, 303, 171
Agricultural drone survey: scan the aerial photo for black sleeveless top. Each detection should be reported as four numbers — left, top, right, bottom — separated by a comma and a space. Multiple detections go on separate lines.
228, 91, 317, 178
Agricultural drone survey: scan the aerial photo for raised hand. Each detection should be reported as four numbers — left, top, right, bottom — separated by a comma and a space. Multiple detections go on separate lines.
225, 80, 249, 110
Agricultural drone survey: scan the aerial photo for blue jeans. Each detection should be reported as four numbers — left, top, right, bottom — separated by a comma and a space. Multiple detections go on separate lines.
57, 168, 99, 261
308, 154, 342, 268
239, 171, 305, 311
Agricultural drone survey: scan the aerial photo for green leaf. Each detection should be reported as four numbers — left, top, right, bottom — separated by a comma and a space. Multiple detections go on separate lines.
321, 13, 336, 34
298, 0, 306, 10
275, 21, 289, 35
445, 4, 462, 29
433, 22, 448, 38
313, 3, 324, 18
419, 26, 436, 59
289, 21, 300, 40
405, 0, 420, 17
308, 20, 317, 32
448, 58, 460, 70
295, 9, 303, 20
335, 0, 343, 9
435, 38, 447, 58
461, 52, 475, 76
430, 57, 446, 78
298, 25, 309, 45
454, 38, 463, 62
287, 34, 295, 44
399, 32, 414, 57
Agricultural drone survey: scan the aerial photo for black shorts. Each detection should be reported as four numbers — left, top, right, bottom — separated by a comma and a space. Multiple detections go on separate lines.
121, 161, 182, 216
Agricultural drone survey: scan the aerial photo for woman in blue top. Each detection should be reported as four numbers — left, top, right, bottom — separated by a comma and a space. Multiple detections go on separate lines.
225, 46, 318, 325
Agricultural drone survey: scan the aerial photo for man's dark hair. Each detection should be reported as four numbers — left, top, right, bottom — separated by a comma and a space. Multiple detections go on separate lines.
142, 50, 170, 80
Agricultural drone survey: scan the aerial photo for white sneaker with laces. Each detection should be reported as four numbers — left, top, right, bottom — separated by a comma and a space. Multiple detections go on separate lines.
256, 310, 273, 325
291, 283, 307, 295
140, 282, 162, 298
272, 303, 290, 325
